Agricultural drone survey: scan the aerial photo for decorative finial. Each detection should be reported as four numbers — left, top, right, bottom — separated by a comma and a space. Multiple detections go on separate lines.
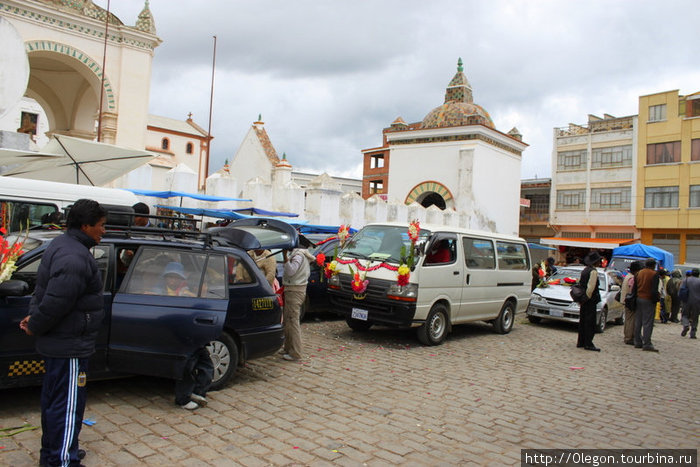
258, 113, 262, 121
224, 158, 229, 165
187, 112, 192, 120
457, 57, 463, 73
282, 152, 287, 160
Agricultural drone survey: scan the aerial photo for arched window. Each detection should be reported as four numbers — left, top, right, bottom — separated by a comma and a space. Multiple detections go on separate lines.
186, 142, 194, 154
161, 138, 169, 150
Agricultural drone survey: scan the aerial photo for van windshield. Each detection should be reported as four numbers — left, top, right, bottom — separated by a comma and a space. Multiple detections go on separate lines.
340, 225, 430, 264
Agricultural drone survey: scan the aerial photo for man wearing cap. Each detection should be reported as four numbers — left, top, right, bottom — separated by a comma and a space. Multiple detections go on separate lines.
577, 251, 602, 351
620, 261, 641, 345
281, 236, 316, 361
634, 258, 661, 351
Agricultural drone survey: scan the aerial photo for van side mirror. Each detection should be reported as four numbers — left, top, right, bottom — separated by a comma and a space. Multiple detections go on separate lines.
0, 280, 29, 297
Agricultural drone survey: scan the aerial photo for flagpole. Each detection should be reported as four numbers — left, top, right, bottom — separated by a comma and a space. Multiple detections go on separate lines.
204, 35, 217, 189
97, 0, 110, 142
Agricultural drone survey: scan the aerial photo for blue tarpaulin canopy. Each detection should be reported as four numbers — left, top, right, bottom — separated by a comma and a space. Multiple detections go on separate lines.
612, 244, 674, 271
156, 205, 307, 223
128, 189, 251, 202
528, 243, 557, 251
232, 207, 298, 217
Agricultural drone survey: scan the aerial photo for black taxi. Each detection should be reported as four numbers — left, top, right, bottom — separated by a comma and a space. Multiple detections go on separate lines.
0, 217, 297, 390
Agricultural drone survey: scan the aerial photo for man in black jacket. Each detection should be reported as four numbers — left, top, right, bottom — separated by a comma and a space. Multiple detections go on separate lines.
20, 199, 107, 467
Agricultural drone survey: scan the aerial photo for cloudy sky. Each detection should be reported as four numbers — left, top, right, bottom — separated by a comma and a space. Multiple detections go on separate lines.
101, 0, 699, 180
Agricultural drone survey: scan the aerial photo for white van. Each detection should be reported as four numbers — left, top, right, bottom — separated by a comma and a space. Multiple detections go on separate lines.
327, 222, 531, 345
0, 176, 139, 231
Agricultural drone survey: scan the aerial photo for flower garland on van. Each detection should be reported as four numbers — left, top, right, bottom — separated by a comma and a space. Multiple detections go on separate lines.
0, 207, 28, 284
334, 220, 421, 290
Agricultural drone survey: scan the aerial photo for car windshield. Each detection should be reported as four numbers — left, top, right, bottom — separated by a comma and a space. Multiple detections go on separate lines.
551, 268, 606, 291
340, 225, 430, 264
608, 257, 652, 273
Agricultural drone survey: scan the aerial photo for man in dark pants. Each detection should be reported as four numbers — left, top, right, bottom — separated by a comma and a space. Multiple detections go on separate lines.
175, 346, 214, 410
19, 199, 107, 466
634, 258, 660, 352
577, 251, 602, 351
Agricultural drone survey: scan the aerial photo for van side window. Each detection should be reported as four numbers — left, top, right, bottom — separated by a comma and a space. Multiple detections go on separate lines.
463, 237, 495, 269
424, 237, 457, 265
496, 241, 529, 270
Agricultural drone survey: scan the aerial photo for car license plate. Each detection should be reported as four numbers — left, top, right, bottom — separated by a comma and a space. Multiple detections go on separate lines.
351, 307, 368, 321
550, 309, 564, 318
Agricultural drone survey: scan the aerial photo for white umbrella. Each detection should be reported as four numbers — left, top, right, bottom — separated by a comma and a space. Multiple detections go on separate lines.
2, 134, 157, 186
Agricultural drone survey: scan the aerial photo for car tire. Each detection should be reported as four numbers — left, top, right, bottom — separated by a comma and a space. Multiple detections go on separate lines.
595, 308, 607, 334
417, 303, 448, 346
527, 315, 541, 324
346, 317, 372, 332
494, 300, 515, 334
207, 332, 239, 391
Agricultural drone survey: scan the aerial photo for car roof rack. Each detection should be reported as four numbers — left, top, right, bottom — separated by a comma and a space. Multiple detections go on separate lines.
105, 209, 214, 246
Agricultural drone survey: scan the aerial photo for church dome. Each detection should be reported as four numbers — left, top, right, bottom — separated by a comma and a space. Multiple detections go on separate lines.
421, 58, 495, 130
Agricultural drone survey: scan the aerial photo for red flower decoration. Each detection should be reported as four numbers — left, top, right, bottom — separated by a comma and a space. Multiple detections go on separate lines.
315, 252, 326, 266
351, 272, 369, 294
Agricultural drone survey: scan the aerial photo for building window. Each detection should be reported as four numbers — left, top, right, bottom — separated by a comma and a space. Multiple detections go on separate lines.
561, 232, 591, 238
370, 154, 384, 169
590, 187, 631, 210
186, 142, 194, 154
687, 98, 700, 118
556, 189, 586, 210
645, 186, 679, 208
648, 104, 666, 122
646, 141, 680, 164
591, 145, 632, 168
557, 150, 587, 171
692, 139, 700, 161
161, 138, 169, 150
690, 185, 700, 208
369, 180, 384, 194
597, 232, 634, 239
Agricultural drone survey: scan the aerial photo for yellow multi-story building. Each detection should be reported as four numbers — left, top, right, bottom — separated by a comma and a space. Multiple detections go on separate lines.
637, 90, 700, 264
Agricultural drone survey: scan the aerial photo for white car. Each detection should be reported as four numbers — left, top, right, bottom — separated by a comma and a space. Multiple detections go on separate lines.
526, 266, 624, 333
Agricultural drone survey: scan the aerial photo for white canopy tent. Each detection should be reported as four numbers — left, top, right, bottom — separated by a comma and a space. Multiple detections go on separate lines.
1, 135, 157, 186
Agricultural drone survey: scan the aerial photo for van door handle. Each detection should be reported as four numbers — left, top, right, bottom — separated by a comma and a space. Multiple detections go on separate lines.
466, 274, 470, 285
453, 271, 460, 275
195, 316, 216, 325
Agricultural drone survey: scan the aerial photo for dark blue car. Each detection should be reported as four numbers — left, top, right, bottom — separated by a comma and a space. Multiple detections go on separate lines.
0, 218, 298, 390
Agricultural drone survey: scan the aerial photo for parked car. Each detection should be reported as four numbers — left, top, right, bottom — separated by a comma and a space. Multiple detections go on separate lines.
526, 266, 624, 333
0, 217, 298, 390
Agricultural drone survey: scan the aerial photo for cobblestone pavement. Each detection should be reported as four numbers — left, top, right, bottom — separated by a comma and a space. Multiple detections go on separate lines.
2, 314, 699, 466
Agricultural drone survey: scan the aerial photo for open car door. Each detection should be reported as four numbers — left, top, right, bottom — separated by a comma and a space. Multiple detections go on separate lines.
108, 248, 227, 379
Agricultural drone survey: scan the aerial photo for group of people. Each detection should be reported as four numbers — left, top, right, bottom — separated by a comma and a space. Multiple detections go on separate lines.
18, 198, 319, 465
620, 262, 700, 348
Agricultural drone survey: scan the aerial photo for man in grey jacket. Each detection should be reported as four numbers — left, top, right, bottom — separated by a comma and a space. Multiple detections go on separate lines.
281, 243, 315, 361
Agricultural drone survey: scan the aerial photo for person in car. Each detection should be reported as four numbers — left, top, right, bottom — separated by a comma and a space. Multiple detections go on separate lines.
237, 249, 276, 288
577, 251, 602, 351
156, 262, 195, 297
19, 198, 107, 466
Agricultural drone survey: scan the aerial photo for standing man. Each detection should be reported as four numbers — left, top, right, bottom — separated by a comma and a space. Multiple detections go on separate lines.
680, 268, 700, 339
19, 199, 107, 466
620, 261, 641, 345
281, 241, 315, 361
577, 251, 602, 351
634, 258, 661, 352
666, 270, 683, 324
237, 249, 277, 289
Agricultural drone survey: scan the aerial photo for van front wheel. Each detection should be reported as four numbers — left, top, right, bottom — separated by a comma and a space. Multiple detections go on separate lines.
418, 304, 448, 346
494, 301, 515, 334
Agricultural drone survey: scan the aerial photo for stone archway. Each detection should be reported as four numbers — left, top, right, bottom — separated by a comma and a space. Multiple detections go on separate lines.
405, 181, 454, 210
24, 40, 116, 142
